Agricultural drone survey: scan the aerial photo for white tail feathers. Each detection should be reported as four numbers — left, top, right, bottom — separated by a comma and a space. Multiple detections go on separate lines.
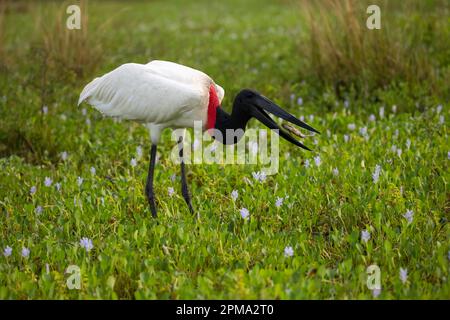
78, 77, 100, 106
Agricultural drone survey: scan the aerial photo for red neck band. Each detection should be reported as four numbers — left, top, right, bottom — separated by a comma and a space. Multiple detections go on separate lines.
206, 84, 220, 130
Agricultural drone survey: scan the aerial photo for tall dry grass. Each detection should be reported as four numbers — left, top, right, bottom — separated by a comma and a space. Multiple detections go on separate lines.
35, 0, 103, 80
1, 1, 106, 163
298, 0, 441, 96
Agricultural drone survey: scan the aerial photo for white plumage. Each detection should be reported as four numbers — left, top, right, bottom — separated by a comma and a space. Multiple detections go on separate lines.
78, 60, 319, 217
78, 60, 224, 143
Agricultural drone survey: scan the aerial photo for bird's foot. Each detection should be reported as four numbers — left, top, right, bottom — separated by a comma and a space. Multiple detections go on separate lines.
181, 189, 194, 215
186, 202, 194, 215
146, 193, 157, 218
149, 202, 157, 218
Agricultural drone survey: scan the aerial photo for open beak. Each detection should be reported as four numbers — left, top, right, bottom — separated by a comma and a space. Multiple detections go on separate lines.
250, 93, 319, 151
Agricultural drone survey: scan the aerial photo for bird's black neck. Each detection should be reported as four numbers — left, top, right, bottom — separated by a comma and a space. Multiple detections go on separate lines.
213, 104, 252, 145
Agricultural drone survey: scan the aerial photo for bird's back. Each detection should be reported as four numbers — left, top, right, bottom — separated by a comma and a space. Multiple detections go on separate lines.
78, 61, 224, 126
145, 60, 224, 101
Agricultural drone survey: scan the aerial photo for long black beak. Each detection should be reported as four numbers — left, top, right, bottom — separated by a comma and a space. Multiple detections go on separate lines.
250, 93, 319, 151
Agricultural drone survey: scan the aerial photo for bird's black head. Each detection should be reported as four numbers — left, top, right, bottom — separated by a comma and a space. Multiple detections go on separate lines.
213, 89, 320, 150
232, 89, 261, 112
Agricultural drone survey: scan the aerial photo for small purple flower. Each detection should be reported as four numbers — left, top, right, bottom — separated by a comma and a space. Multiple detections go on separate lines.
439, 115, 444, 124
30, 186, 37, 195
130, 158, 137, 167
240, 208, 249, 219
403, 210, 414, 224
344, 100, 349, 108
275, 197, 284, 208
348, 123, 356, 131
42, 105, 48, 115
79, 237, 93, 252
90, 167, 96, 176
406, 139, 411, 149
168, 187, 174, 197
77, 176, 83, 187
304, 159, 310, 168
399, 268, 408, 284
332, 168, 339, 176
21, 247, 30, 258
231, 190, 238, 201
55, 183, 61, 192
290, 93, 295, 102
136, 146, 143, 159
436, 104, 442, 114
361, 230, 370, 243
170, 174, 176, 182
359, 126, 368, 136
314, 155, 321, 167
35, 205, 43, 215
397, 149, 402, 158
44, 177, 52, 187
85, 118, 91, 126
369, 114, 376, 122
252, 171, 266, 182
297, 97, 303, 106
372, 165, 381, 184
372, 288, 381, 298
60, 151, 68, 161
81, 108, 87, 116
3, 246, 12, 257
344, 135, 349, 143
284, 246, 294, 257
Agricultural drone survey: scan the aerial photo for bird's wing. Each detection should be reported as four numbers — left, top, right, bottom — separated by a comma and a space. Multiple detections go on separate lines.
146, 60, 225, 103
78, 63, 208, 124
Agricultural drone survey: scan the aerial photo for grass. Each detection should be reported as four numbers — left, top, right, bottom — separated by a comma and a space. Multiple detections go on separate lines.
38, 0, 104, 79
299, 0, 449, 96
0, 0, 448, 299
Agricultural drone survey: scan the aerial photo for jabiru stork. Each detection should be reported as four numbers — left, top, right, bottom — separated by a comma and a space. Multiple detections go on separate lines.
78, 60, 319, 217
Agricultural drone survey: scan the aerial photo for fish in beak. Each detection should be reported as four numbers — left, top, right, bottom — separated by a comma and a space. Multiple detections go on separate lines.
247, 91, 320, 151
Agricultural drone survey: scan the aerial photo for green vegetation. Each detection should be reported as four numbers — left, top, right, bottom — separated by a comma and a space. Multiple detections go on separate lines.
0, 0, 448, 299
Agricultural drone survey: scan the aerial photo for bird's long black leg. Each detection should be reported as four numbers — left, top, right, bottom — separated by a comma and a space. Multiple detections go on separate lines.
145, 144, 158, 217
178, 137, 194, 214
